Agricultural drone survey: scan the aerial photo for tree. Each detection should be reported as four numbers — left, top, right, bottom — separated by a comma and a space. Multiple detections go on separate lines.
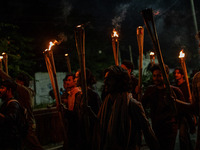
0, 23, 35, 78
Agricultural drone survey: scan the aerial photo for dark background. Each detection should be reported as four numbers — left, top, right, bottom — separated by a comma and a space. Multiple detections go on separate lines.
0, 0, 200, 79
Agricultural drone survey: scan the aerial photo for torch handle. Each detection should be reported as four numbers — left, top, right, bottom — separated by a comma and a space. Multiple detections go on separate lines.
44, 51, 68, 143
112, 39, 119, 66
142, 8, 177, 113
181, 60, 192, 103
137, 26, 144, 101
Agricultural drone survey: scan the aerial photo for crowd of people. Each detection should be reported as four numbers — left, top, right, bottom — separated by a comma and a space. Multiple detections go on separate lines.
0, 60, 200, 150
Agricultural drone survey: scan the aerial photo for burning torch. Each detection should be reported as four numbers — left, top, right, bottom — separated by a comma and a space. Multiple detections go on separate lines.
111, 29, 119, 66
43, 41, 67, 141
150, 51, 155, 65
65, 53, 71, 73
137, 26, 144, 101
74, 24, 90, 142
179, 49, 192, 103
2, 52, 8, 74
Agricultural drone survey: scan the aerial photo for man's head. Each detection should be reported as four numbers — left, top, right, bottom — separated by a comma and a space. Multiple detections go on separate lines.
121, 60, 134, 75
104, 65, 131, 94
63, 73, 76, 90
0, 79, 17, 100
75, 68, 97, 88
16, 72, 30, 87
150, 64, 169, 87
173, 67, 184, 81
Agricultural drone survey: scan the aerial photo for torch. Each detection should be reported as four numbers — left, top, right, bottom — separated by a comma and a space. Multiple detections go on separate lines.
74, 24, 90, 142
179, 49, 192, 103
0, 56, 3, 70
150, 51, 155, 66
65, 53, 72, 73
141, 8, 178, 112
137, 26, 144, 101
43, 41, 67, 142
111, 29, 119, 66
2, 52, 8, 74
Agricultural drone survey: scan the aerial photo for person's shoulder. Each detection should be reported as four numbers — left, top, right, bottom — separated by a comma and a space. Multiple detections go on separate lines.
193, 71, 200, 80
170, 85, 181, 90
6, 99, 21, 109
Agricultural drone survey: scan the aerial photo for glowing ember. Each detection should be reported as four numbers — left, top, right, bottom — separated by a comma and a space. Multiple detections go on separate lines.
150, 52, 155, 56
77, 25, 82, 28
179, 50, 185, 58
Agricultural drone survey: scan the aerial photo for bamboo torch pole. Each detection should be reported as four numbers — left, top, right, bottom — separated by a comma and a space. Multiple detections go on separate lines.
65, 53, 72, 73
74, 24, 90, 142
141, 8, 178, 112
137, 26, 144, 101
43, 42, 67, 143
0, 56, 3, 70
111, 29, 119, 66
179, 50, 192, 103
2, 52, 8, 74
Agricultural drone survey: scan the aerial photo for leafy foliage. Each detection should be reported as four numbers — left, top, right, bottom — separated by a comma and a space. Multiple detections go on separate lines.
0, 23, 35, 78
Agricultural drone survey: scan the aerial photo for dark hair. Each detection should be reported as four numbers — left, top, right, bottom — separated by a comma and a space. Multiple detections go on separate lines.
77, 68, 97, 87
63, 73, 75, 81
104, 65, 131, 94
16, 72, 30, 87
173, 67, 184, 76
121, 59, 134, 72
1, 79, 17, 93
150, 64, 169, 75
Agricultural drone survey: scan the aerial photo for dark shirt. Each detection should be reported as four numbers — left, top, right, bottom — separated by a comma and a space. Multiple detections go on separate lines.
142, 85, 185, 127
0, 100, 24, 150
130, 75, 138, 99
175, 81, 190, 103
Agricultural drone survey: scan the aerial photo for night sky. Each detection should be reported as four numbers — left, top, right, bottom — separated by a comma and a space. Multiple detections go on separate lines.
0, 0, 200, 74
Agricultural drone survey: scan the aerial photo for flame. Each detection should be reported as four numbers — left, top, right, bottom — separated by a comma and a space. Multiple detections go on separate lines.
179, 50, 185, 58
0, 56, 3, 60
48, 40, 58, 50
150, 52, 155, 56
2, 52, 6, 55
77, 25, 82, 28
112, 29, 119, 38
65, 53, 68, 57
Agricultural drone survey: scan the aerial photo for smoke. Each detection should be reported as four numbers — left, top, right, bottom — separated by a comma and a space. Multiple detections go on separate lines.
56, 32, 68, 45
112, 3, 130, 31
61, 0, 72, 23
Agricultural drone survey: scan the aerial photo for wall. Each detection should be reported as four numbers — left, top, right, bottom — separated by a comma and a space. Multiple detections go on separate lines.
34, 72, 66, 105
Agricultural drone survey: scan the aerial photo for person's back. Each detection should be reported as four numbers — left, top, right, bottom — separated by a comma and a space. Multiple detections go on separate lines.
0, 80, 26, 150
192, 71, 200, 150
95, 65, 159, 150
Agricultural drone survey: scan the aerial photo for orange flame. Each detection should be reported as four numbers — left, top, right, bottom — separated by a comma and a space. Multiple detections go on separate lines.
65, 53, 68, 57
0, 56, 3, 60
179, 50, 185, 58
48, 40, 58, 50
112, 29, 119, 38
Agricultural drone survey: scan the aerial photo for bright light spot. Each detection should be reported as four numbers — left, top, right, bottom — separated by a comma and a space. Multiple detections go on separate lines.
179, 50, 185, 58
